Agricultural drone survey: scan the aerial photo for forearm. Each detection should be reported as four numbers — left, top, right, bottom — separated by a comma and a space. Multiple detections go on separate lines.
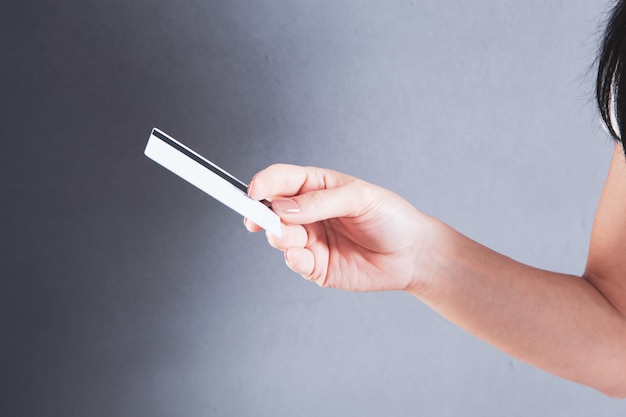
406, 218, 626, 397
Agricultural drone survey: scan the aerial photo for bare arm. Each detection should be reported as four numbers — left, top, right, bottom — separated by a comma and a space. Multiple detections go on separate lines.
584, 144, 626, 315
246, 144, 626, 397
410, 192, 626, 397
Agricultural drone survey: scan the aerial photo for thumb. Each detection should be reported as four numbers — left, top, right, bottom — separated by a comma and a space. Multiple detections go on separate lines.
270, 180, 377, 225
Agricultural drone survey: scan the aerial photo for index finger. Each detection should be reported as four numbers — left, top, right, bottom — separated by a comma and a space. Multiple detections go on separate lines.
248, 164, 354, 201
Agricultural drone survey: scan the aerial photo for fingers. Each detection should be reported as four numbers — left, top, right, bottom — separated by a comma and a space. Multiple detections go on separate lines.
243, 217, 263, 233
248, 164, 353, 201
284, 247, 315, 276
245, 217, 310, 251
266, 223, 308, 251
245, 213, 327, 284
246, 216, 309, 251
284, 221, 330, 285
248, 163, 381, 226
270, 181, 376, 225
245, 163, 383, 286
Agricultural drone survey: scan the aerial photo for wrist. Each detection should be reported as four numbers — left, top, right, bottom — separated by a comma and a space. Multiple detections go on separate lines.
403, 215, 450, 299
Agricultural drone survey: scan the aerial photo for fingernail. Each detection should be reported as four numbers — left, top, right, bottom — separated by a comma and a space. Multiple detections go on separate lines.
247, 179, 255, 197
271, 198, 300, 214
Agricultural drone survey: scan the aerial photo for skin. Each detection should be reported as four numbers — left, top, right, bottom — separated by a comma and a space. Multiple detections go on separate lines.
244, 143, 626, 398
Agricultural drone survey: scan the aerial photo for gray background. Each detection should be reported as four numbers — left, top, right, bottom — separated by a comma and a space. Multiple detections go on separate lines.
2, 0, 625, 415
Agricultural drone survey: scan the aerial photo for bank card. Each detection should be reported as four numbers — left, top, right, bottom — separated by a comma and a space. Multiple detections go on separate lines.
144, 128, 281, 237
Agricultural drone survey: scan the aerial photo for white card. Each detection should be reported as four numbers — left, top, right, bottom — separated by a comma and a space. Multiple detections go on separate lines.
144, 128, 281, 237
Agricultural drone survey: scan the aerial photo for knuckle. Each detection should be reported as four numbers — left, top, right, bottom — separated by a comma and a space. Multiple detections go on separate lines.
306, 190, 325, 208
310, 267, 330, 288
266, 232, 284, 251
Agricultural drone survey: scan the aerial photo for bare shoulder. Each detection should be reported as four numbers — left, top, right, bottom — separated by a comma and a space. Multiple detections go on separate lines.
584, 143, 626, 314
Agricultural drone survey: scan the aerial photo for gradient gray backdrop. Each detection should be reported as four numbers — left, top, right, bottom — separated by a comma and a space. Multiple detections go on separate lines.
2, 0, 625, 415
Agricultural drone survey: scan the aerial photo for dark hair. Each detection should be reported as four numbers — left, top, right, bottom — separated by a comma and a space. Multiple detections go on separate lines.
597, 0, 626, 153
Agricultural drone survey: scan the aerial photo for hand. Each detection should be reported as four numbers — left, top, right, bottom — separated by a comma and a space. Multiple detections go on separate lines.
245, 164, 436, 293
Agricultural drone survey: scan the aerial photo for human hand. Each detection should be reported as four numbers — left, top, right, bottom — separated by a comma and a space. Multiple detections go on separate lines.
245, 164, 437, 293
